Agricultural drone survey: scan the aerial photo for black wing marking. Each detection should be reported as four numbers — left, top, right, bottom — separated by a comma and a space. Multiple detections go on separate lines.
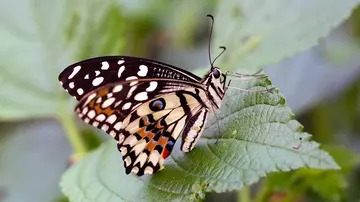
181, 108, 209, 152
58, 56, 202, 100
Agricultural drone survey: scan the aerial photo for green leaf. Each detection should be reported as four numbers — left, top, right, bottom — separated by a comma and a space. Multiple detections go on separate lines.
0, 0, 126, 120
214, 0, 360, 72
60, 78, 339, 202
262, 145, 360, 202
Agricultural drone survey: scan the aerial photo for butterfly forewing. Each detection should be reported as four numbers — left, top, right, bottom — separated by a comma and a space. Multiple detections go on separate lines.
58, 56, 202, 100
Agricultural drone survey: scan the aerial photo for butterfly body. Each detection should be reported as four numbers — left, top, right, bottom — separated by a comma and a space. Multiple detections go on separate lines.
59, 56, 227, 176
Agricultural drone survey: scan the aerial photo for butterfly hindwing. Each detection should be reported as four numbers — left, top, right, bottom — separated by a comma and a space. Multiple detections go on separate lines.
116, 89, 206, 175
58, 56, 202, 100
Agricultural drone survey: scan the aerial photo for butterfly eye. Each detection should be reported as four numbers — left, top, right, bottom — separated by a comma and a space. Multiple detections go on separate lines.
150, 98, 166, 111
212, 68, 221, 79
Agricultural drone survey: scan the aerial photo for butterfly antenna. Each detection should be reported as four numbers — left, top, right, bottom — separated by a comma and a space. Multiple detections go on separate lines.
207, 14, 227, 67
207, 14, 214, 68
211, 46, 226, 67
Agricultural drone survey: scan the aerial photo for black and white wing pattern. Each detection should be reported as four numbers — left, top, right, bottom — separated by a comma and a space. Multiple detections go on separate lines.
58, 56, 212, 176
58, 56, 202, 100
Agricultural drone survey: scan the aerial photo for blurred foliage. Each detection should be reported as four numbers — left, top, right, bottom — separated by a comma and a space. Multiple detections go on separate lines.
258, 145, 360, 202
0, 0, 360, 202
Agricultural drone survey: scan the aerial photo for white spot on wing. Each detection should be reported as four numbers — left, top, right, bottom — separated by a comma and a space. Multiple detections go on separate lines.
87, 110, 96, 119
95, 70, 100, 76
84, 74, 89, 79
101, 61, 110, 70
96, 97, 102, 103
126, 86, 137, 98
134, 92, 148, 101
102, 97, 115, 108
123, 135, 137, 147
137, 65, 148, 77
82, 107, 88, 114
131, 167, 139, 174
118, 60, 125, 65
124, 156, 131, 166
109, 130, 116, 137
101, 124, 109, 131
122, 102, 131, 110
68, 66, 81, 79
83, 93, 96, 106
92, 77, 104, 86
69, 82, 75, 89
131, 140, 147, 156
134, 152, 148, 167
144, 166, 153, 174
126, 76, 138, 86
106, 114, 117, 124
119, 134, 125, 143
96, 114, 106, 121
146, 81, 158, 92
114, 100, 122, 107
120, 147, 127, 155
114, 122, 123, 130
77, 88, 84, 95
118, 65, 125, 78
148, 151, 160, 165
113, 85, 123, 93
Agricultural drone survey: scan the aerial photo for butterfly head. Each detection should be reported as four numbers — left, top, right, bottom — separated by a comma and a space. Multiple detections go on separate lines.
211, 67, 225, 83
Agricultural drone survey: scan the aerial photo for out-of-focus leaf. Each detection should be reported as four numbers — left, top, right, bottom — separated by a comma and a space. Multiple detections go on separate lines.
0, 0, 126, 120
214, 0, 360, 72
263, 145, 360, 202
0, 121, 71, 202
61, 77, 339, 202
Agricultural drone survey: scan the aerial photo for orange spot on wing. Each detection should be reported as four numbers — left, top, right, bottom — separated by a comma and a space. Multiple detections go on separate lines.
146, 141, 156, 151
157, 136, 168, 146
97, 88, 109, 96
138, 128, 155, 139
102, 107, 114, 116
89, 100, 95, 108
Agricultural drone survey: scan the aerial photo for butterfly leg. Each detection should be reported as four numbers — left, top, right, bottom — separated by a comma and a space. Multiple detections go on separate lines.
226, 86, 276, 93
210, 106, 222, 144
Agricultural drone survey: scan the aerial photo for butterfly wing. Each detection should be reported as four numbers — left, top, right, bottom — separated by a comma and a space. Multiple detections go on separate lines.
58, 56, 202, 100
118, 90, 206, 175
180, 108, 209, 152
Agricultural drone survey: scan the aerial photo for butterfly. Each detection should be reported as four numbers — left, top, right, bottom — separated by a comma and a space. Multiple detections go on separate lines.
58, 15, 269, 176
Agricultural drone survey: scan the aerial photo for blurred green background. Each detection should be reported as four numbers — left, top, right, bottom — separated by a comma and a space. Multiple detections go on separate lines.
1, 0, 360, 202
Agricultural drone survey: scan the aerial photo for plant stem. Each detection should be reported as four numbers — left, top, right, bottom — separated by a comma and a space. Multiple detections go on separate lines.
58, 113, 87, 157
238, 187, 251, 202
